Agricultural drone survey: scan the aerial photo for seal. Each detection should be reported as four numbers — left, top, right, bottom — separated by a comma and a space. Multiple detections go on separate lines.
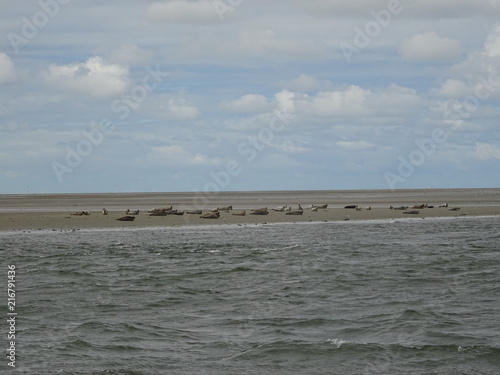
250, 208, 269, 215
200, 212, 220, 219
286, 210, 303, 215
116, 216, 135, 221
314, 204, 328, 209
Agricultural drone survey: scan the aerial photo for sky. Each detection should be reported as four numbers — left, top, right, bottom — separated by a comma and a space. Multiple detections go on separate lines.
1, 0, 500, 194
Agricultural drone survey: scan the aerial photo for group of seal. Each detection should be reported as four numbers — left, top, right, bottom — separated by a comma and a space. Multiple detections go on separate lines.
387, 203, 457, 215
69, 200, 466, 225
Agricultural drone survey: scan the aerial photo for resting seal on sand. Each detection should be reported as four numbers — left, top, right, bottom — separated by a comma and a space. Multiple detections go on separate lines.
392, 206, 409, 210
232, 210, 246, 216
250, 208, 269, 215
344, 205, 358, 209
272, 205, 287, 212
200, 212, 220, 219
286, 210, 303, 215
186, 210, 202, 215
313, 204, 328, 210
71, 211, 90, 216
148, 207, 172, 214
116, 216, 135, 221
403, 210, 419, 214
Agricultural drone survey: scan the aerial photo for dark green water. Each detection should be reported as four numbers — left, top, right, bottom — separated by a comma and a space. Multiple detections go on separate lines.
2, 216, 499, 374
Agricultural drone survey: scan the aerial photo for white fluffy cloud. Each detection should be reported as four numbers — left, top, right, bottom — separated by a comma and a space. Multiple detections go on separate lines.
44, 57, 130, 99
274, 89, 296, 114
400, 32, 462, 63
432, 79, 470, 99
304, 86, 369, 117
295, 84, 421, 119
0, 53, 17, 85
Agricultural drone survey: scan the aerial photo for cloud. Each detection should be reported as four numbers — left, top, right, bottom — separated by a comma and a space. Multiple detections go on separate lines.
294, 84, 421, 119
280, 74, 326, 92
432, 79, 470, 98
220, 94, 270, 113
160, 97, 199, 120
0, 53, 17, 85
473, 142, 500, 160
400, 32, 462, 63
147, 1, 219, 24
432, 26, 500, 102
485, 25, 500, 57
274, 89, 296, 113
44, 57, 130, 99
301, 0, 500, 19
304, 86, 368, 117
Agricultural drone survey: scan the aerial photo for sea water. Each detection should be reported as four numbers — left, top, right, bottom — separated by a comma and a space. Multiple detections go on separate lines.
2, 216, 499, 374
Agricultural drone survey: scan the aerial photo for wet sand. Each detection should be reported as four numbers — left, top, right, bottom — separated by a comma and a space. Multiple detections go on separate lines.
0, 188, 499, 231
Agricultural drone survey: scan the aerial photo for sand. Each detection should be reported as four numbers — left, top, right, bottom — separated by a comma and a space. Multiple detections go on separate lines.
0, 188, 499, 232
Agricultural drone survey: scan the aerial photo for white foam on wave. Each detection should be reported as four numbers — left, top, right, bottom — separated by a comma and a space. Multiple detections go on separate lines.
326, 338, 346, 348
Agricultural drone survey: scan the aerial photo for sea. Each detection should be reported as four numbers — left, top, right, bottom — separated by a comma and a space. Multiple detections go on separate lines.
2, 216, 499, 374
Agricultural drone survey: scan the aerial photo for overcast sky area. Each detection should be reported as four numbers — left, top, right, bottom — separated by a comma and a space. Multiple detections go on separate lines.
1, 0, 500, 194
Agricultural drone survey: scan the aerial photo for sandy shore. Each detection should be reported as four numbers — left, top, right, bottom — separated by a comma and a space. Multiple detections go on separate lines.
0, 188, 499, 231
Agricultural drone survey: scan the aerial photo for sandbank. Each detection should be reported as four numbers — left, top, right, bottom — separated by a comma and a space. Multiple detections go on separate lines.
0, 188, 499, 232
